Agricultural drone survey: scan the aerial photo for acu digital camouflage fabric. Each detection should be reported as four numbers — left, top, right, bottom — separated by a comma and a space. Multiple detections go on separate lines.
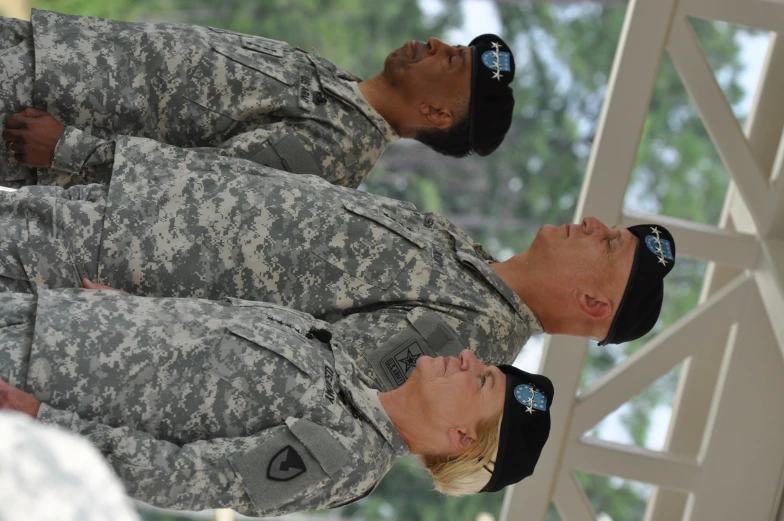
0, 136, 542, 391
0, 411, 141, 521
0, 137, 542, 389
0, 17, 36, 187
0, 289, 408, 516
0, 10, 397, 188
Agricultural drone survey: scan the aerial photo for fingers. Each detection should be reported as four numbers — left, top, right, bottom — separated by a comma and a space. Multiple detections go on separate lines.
4, 107, 47, 129
2, 129, 25, 144
21, 107, 46, 118
4, 114, 28, 130
81, 278, 129, 294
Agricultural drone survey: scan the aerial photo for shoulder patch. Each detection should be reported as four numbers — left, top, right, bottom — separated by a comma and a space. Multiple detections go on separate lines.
267, 445, 307, 481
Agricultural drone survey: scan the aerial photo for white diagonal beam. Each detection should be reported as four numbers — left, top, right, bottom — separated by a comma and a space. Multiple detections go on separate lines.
571, 273, 751, 435
666, 16, 771, 230
573, 0, 680, 226
764, 131, 784, 238
621, 210, 759, 269
755, 238, 784, 355
685, 0, 784, 32
552, 470, 598, 521
684, 289, 784, 521
568, 438, 701, 491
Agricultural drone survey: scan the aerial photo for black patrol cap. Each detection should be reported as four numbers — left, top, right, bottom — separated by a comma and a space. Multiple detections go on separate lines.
599, 224, 677, 346
468, 34, 516, 156
481, 366, 554, 493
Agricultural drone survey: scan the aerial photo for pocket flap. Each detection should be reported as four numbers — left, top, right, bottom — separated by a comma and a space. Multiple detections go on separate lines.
342, 201, 426, 249
226, 324, 323, 379
0, 240, 28, 281
270, 134, 322, 176
287, 417, 349, 477
211, 44, 294, 86
241, 36, 286, 57
16, 238, 82, 292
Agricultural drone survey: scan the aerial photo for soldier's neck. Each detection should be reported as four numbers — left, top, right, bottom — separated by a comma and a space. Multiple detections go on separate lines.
358, 76, 416, 138
492, 253, 551, 330
378, 388, 439, 456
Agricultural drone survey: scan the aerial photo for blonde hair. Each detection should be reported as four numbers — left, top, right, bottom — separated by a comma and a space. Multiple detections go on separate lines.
420, 409, 504, 496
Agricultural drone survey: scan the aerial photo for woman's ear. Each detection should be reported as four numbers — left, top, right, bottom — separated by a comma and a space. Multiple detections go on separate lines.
573, 289, 613, 322
448, 426, 476, 452
419, 103, 454, 130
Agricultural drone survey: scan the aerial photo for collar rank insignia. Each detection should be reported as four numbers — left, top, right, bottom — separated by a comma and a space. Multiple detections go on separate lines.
481, 42, 512, 81
267, 445, 307, 481
644, 228, 674, 267
514, 384, 548, 414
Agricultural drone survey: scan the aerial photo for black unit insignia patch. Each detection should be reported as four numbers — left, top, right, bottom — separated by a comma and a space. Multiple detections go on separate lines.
267, 445, 307, 482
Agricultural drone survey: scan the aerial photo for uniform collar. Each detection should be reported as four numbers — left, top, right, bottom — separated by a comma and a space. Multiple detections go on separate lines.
361, 388, 410, 457
449, 231, 544, 336
307, 53, 400, 144
331, 347, 410, 457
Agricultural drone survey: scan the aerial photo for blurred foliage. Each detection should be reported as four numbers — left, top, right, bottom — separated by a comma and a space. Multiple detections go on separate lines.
26, 0, 751, 520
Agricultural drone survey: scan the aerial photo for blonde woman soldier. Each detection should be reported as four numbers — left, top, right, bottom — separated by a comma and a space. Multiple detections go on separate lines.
0, 287, 553, 516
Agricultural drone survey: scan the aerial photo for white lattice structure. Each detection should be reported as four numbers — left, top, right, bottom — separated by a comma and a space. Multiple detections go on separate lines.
501, 0, 784, 520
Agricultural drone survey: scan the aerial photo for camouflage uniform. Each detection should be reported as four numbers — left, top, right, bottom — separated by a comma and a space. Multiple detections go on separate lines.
0, 10, 397, 188
0, 137, 542, 391
0, 289, 408, 516
0, 410, 141, 521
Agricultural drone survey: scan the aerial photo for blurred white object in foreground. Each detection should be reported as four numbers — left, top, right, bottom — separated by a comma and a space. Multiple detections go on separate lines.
0, 410, 140, 521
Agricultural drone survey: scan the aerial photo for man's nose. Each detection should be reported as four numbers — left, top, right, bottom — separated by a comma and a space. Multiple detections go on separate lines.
426, 37, 443, 55
582, 216, 609, 236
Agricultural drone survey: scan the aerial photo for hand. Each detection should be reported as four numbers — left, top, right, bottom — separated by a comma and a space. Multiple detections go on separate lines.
2, 107, 65, 168
81, 278, 129, 294
0, 379, 41, 418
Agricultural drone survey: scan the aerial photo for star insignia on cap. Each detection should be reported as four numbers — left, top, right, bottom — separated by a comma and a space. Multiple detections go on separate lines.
526, 406, 534, 414
648, 231, 669, 267
492, 70, 503, 81
491, 41, 502, 51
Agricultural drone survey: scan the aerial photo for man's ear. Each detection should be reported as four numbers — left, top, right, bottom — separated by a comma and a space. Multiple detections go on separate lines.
574, 289, 613, 322
419, 102, 454, 130
448, 426, 477, 452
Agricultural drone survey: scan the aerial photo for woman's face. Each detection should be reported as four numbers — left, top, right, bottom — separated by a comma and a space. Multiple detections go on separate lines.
412, 349, 506, 446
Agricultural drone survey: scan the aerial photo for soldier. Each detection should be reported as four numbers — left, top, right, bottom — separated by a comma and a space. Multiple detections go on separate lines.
0, 137, 677, 391
0, 288, 554, 515
0, 10, 516, 188
0, 411, 141, 521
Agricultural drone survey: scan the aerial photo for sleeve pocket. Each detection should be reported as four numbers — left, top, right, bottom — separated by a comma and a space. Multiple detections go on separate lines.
229, 419, 348, 514
14, 238, 82, 293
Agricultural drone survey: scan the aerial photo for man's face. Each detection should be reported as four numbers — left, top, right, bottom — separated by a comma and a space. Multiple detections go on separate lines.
409, 349, 505, 434
529, 216, 639, 305
383, 37, 472, 118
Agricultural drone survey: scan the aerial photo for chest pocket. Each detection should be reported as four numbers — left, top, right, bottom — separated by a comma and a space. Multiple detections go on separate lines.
310, 201, 426, 290
206, 324, 326, 405
229, 418, 350, 515
184, 33, 296, 125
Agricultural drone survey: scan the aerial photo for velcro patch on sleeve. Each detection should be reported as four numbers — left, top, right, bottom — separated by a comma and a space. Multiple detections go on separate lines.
229, 428, 328, 513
